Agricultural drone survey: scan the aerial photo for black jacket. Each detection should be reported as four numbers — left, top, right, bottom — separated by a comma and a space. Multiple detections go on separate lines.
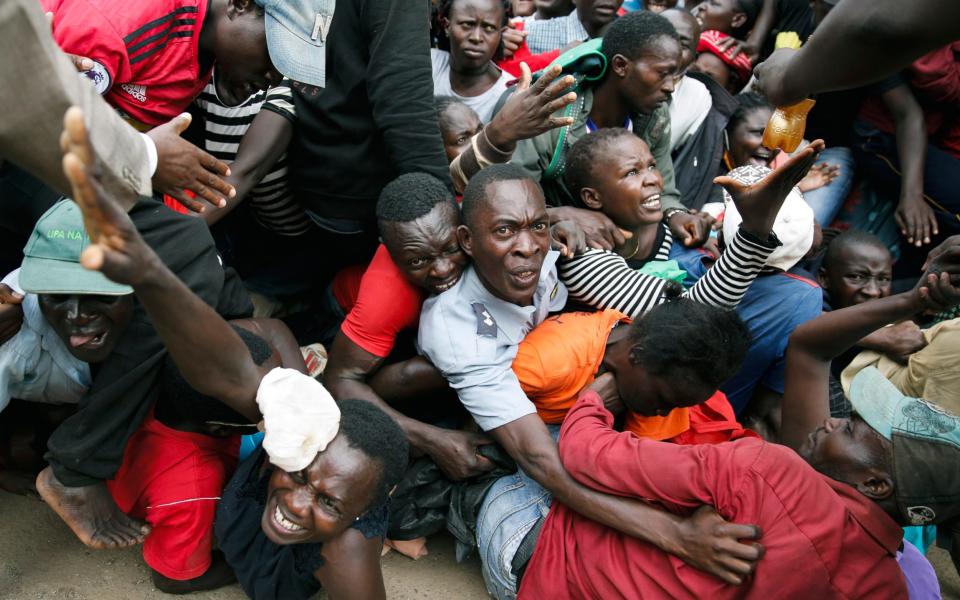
289, 0, 451, 220
672, 71, 738, 211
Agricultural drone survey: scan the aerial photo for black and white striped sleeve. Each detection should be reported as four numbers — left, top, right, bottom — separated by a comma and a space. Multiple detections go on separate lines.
558, 228, 778, 318
683, 228, 778, 308
559, 250, 674, 317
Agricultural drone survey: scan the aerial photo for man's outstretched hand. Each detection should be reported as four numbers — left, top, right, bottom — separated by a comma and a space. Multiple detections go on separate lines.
484, 63, 577, 152
714, 139, 825, 238
147, 113, 236, 214
61, 108, 155, 288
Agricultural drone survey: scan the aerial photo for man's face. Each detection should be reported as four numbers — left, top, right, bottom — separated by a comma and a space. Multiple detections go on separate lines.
692, 0, 744, 35
584, 135, 664, 230
661, 10, 701, 72
512, 0, 537, 16
439, 103, 484, 163
445, 0, 504, 72
460, 179, 551, 306
617, 363, 712, 417
535, 0, 574, 18
798, 415, 893, 488
39, 294, 134, 364
214, 2, 282, 105
819, 244, 893, 309
728, 105, 777, 168
262, 434, 380, 545
616, 36, 681, 114
382, 202, 469, 295
577, 0, 625, 31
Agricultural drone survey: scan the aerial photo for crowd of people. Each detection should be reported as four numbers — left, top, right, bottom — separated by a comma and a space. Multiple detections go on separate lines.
0, 0, 959, 598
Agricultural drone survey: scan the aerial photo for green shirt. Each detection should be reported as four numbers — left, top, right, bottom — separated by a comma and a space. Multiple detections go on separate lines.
510, 87, 682, 212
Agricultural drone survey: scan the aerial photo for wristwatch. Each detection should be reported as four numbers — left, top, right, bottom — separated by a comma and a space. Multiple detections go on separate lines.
663, 207, 690, 222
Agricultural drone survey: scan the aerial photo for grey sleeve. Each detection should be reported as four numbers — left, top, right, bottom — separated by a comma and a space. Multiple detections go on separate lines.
0, 0, 150, 202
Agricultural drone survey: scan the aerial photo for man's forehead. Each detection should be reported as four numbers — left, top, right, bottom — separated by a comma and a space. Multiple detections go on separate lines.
482, 179, 546, 217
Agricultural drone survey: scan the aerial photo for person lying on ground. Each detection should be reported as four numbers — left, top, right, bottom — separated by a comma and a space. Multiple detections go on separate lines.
418, 163, 765, 591
0, 198, 301, 593
557, 129, 822, 317
516, 255, 960, 597
512, 11, 714, 249
34, 110, 254, 552
58, 106, 410, 600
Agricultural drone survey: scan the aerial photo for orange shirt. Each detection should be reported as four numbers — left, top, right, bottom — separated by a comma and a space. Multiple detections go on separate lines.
513, 309, 755, 442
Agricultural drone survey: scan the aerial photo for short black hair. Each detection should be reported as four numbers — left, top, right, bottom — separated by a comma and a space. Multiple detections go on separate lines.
337, 399, 409, 507
435, 95, 468, 122
727, 91, 772, 133
822, 230, 892, 272
461, 163, 536, 228
375, 173, 457, 237
601, 10, 679, 63
628, 299, 751, 390
732, 0, 762, 38
564, 128, 637, 205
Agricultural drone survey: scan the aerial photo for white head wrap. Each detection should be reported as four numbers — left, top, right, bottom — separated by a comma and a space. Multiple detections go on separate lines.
256, 367, 341, 472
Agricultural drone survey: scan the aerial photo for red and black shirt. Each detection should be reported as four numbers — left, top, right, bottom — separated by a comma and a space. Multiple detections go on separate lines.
44, 0, 212, 128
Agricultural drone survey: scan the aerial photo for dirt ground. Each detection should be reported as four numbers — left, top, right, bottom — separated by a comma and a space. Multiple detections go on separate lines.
1, 489, 958, 599
0, 490, 488, 600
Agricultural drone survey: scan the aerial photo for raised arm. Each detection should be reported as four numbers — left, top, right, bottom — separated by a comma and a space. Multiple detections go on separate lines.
451, 63, 577, 193
755, 0, 960, 105
62, 108, 269, 422
780, 259, 960, 451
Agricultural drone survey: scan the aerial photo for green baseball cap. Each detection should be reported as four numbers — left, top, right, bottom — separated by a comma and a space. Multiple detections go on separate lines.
850, 367, 960, 526
19, 200, 133, 296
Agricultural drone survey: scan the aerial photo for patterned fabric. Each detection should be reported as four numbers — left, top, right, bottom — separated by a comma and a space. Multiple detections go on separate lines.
524, 11, 588, 54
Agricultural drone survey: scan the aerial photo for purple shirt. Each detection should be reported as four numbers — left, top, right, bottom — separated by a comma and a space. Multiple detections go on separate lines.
898, 540, 941, 599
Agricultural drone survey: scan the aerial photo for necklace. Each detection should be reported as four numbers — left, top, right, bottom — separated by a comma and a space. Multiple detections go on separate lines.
621, 231, 645, 260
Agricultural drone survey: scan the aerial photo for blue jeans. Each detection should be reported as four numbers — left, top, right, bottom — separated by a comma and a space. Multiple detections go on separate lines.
801, 146, 855, 227
476, 425, 559, 599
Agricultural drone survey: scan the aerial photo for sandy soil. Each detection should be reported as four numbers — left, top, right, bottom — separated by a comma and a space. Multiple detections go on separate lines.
0, 490, 488, 600
2, 489, 958, 599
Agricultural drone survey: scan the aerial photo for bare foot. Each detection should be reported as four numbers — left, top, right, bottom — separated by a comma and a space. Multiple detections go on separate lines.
35, 466, 150, 549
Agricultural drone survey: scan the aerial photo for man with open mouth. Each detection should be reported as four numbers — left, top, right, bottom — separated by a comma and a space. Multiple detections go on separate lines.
56, 109, 410, 600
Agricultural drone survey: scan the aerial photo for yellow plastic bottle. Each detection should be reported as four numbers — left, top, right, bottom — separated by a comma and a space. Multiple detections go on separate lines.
762, 98, 816, 153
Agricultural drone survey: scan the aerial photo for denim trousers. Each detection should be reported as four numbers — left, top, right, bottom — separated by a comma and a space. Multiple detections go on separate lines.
476, 425, 560, 599
801, 146, 856, 227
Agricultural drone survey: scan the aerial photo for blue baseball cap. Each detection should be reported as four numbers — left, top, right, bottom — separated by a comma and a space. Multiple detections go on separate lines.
850, 367, 960, 526
255, 0, 336, 88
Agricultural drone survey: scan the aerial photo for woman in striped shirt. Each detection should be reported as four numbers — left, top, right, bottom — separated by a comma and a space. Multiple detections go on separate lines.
557, 127, 825, 317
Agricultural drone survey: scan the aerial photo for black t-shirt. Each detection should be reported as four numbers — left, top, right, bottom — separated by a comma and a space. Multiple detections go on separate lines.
288, 0, 450, 221
45, 198, 253, 485
215, 448, 388, 600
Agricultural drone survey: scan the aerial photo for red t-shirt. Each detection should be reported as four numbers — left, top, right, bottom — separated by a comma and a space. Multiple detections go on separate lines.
339, 244, 425, 359
497, 21, 563, 78
519, 391, 907, 599
44, 0, 213, 127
